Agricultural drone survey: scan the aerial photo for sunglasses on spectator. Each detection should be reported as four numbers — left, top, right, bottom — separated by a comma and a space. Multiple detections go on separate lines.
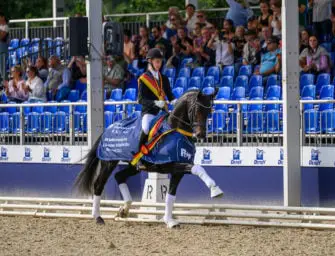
197, 15, 204, 18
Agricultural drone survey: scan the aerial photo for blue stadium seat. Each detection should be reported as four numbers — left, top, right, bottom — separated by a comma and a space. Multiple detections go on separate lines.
163, 68, 176, 78
202, 87, 215, 95
202, 76, 215, 88
304, 109, 320, 134
54, 111, 68, 133
0, 112, 9, 133
248, 98, 263, 112
54, 37, 64, 58
19, 38, 30, 59
316, 73, 330, 94
68, 90, 80, 102
222, 65, 234, 77
58, 100, 70, 113
1, 93, 8, 103
168, 77, 174, 88
247, 110, 264, 133
55, 87, 71, 102
192, 67, 205, 79
232, 87, 246, 100
75, 100, 87, 113
110, 88, 123, 101
301, 96, 314, 111
174, 77, 188, 90
123, 88, 137, 101
81, 90, 87, 101
43, 38, 53, 56
188, 76, 201, 90
266, 85, 281, 99
6, 102, 19, 114
32, 105, 44, 114
40, 112, 53, 133
215, 87, 230, 111
301, 84, 316, 99
104, 99, 116, 112
206, 66, 220, 84
319, 97, 333, 111
74, 111, 87, 133
43, 101, 57, 114
178, 67, 191, 78
104, 111, 114, 128
266, 110, 281, 133
321, 42, 332, 52
249, 86, 264, 99
234, 75, 248, 89
300, 74, 314, 89
75, 80, 87, 95
219, 76, 233, 89
249, 75, 263, 89
11, 112, 20, 134
180, 58, 193, 68
331, 52, 335, 65
321, 109, 335, 133
265, 97, 281, 111
9, 39, 19, 49
320, 85, 334, 99
172, 87, 184, 99
267, 74, 280, 87
238, 65, 252, 77
27, 112, 40, 133
212, 111, 227, 133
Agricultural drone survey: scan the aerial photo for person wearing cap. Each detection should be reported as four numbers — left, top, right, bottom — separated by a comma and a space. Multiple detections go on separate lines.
103, 55, 125, 98
255, 36, 281, 79
137, 48, 175, 149
185, 4, 197, 35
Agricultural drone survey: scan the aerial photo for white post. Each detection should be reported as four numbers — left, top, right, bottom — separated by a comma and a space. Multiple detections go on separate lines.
53, 0, 57, 28
86, 0, 104, 148
282, 0, 301, 206
25, 21, 29, 38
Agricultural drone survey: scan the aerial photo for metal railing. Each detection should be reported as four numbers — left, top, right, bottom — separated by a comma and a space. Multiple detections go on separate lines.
300, 99, 335, 147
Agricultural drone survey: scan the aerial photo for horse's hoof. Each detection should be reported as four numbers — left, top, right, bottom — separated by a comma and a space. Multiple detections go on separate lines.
163, 218, 180, 229
96, 216, 105, 225
210, 186, 224, 198
116, 207, 129, 218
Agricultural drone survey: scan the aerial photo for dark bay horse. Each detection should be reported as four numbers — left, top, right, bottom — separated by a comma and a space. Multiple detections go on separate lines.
74, 90, 223, 228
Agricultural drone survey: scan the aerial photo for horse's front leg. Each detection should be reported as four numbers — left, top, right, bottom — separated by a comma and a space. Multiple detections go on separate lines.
163, 172, 184, 228
190, 165, 224, 198
92, 160, 118, 225
114, 164, 139, 218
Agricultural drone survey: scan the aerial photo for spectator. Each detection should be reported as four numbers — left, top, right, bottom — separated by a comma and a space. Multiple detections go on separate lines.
299, 0, 307, 30
299, 35, 331, 74
260, 26, 273, 54
225, 0, 254, 27
256, 36, 281, 78
163, 15, 179, 40
123, 29, 135, 63
35, 56, 48, 82
194, 27, 216, 67
171, 27, 194, 59
68, 56, 86, 83
196, 10, 213, 28
222, 19, 235, 40
185, 4, 198, 34
135, 26, 150, 58
44, 56, 71, 101
103, 55, 125, 97
0, 12, 8, 80
149, 25, 172, 59
213, 29, 234, 68
258, 0, 272, 30
193, 22, 204, 48
242, 30, 261, 66
247, 16, 260, 35
235, 25, 245, 38
166, 7, 184, 29
24, 66, 46, 102
309, 0, 332, 42
232, 35, 246, 71
270, 1, 282, 38
299, 29, 310, 53
4, 65, 28, 103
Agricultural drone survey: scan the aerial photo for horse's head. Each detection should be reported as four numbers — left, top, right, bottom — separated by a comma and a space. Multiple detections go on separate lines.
169, 89, 217, 139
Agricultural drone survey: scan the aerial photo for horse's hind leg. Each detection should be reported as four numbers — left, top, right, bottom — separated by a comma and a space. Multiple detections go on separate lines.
114, 164, 139, 217
92, 160, 118, 225
163, 173, 184, 228
190, 165, 223, 198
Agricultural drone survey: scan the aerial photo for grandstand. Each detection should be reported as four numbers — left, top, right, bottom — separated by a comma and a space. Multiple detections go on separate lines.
1, 0, 335, 209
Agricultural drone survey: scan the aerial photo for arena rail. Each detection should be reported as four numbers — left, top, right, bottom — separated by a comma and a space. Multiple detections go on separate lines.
1, 197, 335, 229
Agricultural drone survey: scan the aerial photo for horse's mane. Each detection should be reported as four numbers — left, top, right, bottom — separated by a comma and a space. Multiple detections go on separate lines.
174, 90, 198, 108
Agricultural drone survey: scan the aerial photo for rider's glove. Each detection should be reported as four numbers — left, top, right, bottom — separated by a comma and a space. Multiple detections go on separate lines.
154, 100, 165, 109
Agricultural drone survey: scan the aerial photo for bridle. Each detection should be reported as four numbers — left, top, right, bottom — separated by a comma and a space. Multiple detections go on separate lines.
170, 95, 213, 130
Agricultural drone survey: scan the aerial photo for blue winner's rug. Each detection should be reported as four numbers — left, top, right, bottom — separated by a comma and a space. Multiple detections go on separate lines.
97, 113, 195, 164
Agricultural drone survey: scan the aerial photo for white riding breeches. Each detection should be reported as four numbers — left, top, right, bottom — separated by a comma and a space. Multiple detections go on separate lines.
142, 114, 155, 134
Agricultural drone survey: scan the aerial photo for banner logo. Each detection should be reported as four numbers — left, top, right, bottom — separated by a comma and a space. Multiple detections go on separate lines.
61, 147, 71, 162
42, 147, 51, 162
0, 147, 8, 160
254, 148, 266, 165
309, 149, 321, 166
231, 149, 242, 165
278, 148, 284, 165
23, 147, 32, 161
201, 148, 212, 164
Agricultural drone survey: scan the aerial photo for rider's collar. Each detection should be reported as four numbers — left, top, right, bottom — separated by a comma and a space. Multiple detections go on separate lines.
149, 69, 159, 81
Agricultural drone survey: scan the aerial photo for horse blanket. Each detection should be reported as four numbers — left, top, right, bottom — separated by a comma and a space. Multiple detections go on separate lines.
97, 113, 195, 164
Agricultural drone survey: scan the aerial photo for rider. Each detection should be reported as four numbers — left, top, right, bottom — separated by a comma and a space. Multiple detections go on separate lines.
137, 48, 176, 152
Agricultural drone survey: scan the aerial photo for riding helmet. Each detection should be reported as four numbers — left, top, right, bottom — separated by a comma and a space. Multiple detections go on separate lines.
146, 48, 163, 60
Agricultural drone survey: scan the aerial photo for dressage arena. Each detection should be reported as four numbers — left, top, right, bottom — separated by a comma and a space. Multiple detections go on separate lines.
1, 197, 335, 255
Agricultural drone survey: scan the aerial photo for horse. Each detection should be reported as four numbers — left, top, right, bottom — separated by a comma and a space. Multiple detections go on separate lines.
74, 90, 224, 228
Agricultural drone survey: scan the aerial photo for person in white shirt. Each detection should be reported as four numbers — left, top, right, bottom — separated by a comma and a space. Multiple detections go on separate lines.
213, 30, 234, 68
309, 0, 333, 42
25, 66, 46, 102
4, 65, 28, 103
185, 4, 198, 36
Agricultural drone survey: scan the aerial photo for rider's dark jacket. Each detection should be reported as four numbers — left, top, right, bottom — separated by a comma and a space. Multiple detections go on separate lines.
138, 71, 175, 115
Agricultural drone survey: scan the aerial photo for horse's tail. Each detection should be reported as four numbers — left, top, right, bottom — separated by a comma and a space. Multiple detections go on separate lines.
74, 134, 102, 195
